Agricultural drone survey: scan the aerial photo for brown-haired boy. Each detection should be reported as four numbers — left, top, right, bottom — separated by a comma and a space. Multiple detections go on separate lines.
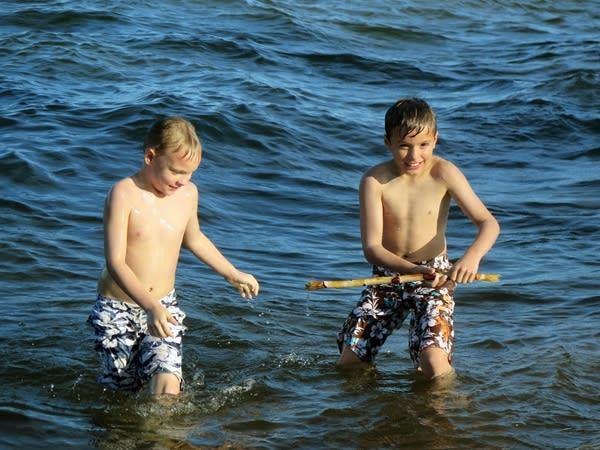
337, 98, 499, 379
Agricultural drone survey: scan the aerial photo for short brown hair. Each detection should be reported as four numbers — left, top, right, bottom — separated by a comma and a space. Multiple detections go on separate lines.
384, 98, 437, 139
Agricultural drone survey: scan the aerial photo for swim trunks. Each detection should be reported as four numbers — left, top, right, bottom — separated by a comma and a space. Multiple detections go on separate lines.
337, 255, 456, 367
88, 290, 186, 392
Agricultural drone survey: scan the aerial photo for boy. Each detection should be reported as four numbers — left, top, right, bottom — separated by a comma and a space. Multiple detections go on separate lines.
88, 117, 259, 395
336, 98, 499, 379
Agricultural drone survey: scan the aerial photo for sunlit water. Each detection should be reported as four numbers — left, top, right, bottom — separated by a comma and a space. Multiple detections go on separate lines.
1, 1, 598, 448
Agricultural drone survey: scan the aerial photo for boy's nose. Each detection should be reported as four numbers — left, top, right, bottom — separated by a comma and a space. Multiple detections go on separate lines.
177, 176, 190, 186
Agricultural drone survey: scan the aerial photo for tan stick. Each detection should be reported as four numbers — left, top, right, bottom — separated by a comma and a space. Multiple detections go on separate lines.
305, 273, 500, 291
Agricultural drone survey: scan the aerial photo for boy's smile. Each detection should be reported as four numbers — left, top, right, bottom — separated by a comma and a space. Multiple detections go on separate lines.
385, 128, 438, 175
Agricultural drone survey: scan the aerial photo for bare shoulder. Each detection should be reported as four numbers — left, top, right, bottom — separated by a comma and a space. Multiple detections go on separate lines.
431, 156, 466, 184
168, 182, 198, 216
178, 180, 198, 201
362, 160, 396, 185
102, 178, 139, 221
106, 177, 138, 203
184, 180, 198, 194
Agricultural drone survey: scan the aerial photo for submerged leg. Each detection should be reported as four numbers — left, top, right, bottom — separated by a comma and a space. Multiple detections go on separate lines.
150, 372, 181, 396
418, 346, 454, 380
336, 345, 369, 369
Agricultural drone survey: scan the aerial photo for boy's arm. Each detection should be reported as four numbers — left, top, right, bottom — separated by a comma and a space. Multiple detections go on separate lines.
103, 182, 176, 337
182, 187, 259, 299
360, 174, 435, 277
442, 161, 500, 283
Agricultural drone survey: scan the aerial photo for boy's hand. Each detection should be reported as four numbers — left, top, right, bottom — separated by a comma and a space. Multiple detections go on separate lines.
449, 255, 480, 284
145, 303, 177, 338
227, 271, 260, 299
412, 265, 448, 288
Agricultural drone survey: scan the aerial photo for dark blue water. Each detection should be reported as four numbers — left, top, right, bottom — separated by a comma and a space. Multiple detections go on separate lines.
1, 1, 599, 448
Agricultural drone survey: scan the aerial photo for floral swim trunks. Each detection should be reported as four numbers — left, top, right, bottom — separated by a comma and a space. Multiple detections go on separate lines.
88, 290, 186, 392
337, 255, 456, 368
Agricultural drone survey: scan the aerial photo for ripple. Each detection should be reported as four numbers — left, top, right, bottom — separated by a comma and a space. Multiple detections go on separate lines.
0, 0, 598, 448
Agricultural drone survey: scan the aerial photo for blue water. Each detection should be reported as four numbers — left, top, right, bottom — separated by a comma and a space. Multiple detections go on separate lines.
1, 1, 599, 448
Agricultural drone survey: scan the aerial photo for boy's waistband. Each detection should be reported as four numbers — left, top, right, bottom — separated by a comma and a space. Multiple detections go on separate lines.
96, 289, 177, 309
372, 254, 451, 276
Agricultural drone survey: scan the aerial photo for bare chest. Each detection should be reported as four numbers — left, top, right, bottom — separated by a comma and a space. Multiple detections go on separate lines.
381, 178, 450, 226
128, 195, 190, 244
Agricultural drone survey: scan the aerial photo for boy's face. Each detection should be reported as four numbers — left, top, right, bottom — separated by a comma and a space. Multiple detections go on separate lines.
384, 127, 438, 175
144, 148, 201, 197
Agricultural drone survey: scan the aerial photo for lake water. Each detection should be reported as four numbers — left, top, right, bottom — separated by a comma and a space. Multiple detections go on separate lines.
1, 1, 599, 448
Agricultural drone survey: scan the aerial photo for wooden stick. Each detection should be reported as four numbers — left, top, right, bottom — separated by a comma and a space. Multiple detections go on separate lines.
305, 273, 500, 291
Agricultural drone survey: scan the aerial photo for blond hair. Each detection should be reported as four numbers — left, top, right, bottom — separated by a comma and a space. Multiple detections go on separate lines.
143, 117, 201, 160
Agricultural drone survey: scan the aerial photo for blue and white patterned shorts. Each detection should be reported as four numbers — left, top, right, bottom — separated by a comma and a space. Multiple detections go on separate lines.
88, 290, 186, 392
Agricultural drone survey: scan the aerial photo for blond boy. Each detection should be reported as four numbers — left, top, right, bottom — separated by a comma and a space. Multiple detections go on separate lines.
337, 98, 499, 379
89, 117, 259, 395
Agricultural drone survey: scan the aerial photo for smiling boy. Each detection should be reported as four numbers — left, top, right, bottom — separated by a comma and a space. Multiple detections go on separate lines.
336, 98, 499, 379
89, 117, 259, 395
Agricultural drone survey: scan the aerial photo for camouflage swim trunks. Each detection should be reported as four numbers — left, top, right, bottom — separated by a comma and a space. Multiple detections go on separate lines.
337, 255, 456, 368
88, 290, 186, 391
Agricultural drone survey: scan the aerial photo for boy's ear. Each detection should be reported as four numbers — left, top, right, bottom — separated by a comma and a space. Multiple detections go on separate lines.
383, 134, 391, 149
144, 147, 157, 165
